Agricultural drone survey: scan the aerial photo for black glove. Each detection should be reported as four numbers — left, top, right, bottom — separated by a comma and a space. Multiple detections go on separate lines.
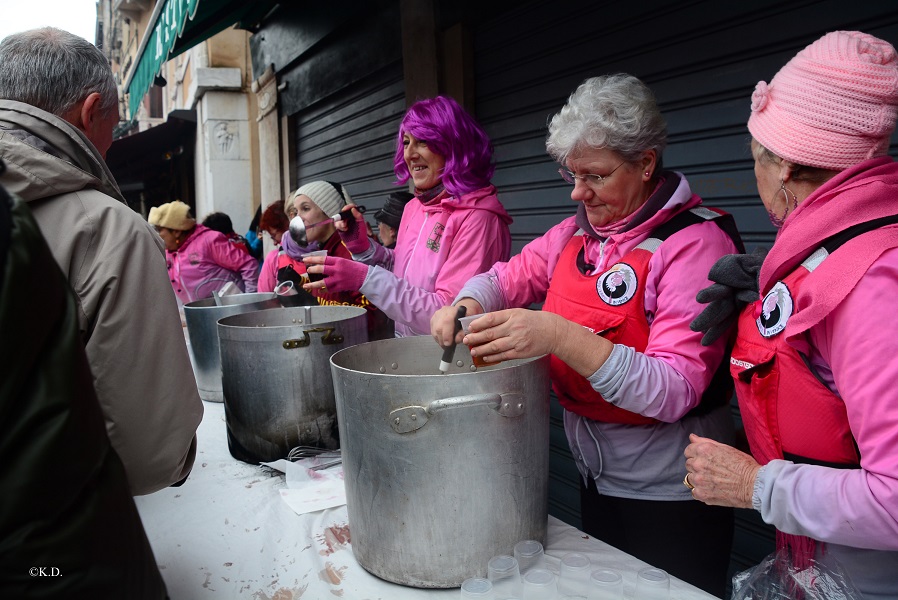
690, 247, 768, 346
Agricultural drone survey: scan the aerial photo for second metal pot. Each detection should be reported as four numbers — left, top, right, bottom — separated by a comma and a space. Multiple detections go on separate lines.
218, 305, 368, 463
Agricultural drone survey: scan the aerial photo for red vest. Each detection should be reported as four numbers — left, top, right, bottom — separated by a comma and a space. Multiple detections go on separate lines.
543, 207, 739, 425
545, 233, 657, 424
731, 256, 859, 468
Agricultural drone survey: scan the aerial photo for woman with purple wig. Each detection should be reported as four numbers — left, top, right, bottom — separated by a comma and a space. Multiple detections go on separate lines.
302, 95, 512, 337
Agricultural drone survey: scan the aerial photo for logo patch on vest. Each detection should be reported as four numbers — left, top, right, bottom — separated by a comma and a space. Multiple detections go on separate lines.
757, 281, 793, 338
596, 263, 637, 306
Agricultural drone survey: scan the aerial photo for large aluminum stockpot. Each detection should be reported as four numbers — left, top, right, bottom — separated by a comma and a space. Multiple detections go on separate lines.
183, 292, 280, 402
218, 305, 368, 464
330, 336, 551, 588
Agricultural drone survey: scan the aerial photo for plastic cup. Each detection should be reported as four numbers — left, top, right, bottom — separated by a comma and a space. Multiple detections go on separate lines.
461, 577, 495, 599
513, 540, 545, 575
487, 555, 522, 600
587, 568, 623, 600
558, 552, 591, 598
521, 568, 556, 600
635, 567, 670, 600
458, 314, 491, 367
304, 250, 328, 282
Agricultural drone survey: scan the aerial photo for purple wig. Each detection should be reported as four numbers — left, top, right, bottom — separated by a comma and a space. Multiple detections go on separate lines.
393, 96, 495, 197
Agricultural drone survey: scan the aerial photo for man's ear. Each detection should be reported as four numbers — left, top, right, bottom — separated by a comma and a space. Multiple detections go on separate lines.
79, 92, 105, 134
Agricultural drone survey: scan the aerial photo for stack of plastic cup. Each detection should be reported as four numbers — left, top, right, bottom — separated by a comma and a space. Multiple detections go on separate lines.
587, 568, 623, 600
558, 552, 591, 599
635, 567, 670, 600
521, 568, 556, 600
461, 577, 496, 599
513, 540, 545, 576
487, 555, 522, 600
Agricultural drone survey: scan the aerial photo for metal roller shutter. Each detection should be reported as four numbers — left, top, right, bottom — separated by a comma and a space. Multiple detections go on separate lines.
293, 62, 407, 213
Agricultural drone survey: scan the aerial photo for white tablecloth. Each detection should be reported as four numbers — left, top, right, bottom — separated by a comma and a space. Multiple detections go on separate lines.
135, 401, 720, 599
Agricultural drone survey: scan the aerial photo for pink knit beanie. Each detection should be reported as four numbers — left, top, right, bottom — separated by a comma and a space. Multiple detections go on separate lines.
748, 30, 898, 170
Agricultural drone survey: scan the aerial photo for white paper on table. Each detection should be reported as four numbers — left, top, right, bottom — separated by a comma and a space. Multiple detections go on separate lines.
261, 459, 347, 515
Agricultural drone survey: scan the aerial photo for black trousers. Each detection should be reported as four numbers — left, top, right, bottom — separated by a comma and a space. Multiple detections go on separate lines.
580, 478, 734, 598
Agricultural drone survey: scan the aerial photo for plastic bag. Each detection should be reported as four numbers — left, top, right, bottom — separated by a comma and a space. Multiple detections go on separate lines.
731, 549, 862, 600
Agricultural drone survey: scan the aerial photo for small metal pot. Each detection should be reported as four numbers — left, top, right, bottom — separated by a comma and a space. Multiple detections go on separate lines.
183, 292, 280, 402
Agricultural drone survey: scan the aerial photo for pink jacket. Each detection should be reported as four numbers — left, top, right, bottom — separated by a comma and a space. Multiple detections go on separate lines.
355, 185, 512, 336
166, 224, 259, 304
460, 173, 737, 421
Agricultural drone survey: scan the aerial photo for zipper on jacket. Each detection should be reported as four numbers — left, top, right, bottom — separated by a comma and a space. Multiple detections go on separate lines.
596, 238, 609, 271
402, 212, 431, 279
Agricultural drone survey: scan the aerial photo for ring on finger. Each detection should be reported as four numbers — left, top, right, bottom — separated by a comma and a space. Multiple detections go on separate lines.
683, 473, 695, 490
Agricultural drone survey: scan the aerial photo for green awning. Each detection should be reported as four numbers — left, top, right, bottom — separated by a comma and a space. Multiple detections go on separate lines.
124, 0, 279, 119
126, 0, 201, 119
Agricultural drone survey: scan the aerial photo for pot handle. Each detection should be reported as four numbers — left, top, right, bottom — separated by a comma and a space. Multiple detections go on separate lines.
390, 392, 524, 434
282, 327, 345, 349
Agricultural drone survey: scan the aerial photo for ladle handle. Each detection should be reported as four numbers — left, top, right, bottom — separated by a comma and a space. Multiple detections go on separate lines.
439, 305, 467, 373
333, 205, 367, 221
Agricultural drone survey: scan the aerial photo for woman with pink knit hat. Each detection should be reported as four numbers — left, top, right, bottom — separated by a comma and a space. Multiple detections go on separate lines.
687, 31, 898, 596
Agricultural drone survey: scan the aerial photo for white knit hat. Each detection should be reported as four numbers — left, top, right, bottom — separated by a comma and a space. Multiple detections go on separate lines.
148, 200, 196, 231
293, 181, 351, 218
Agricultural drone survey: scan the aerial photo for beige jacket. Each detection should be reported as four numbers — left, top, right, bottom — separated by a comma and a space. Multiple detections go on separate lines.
0, 100, 203, 495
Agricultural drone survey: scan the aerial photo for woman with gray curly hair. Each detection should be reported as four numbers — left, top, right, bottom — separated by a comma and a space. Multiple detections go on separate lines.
432, 74, 742, 595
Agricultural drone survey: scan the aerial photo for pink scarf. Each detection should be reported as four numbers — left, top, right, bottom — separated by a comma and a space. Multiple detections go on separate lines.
761, 157, 898, 340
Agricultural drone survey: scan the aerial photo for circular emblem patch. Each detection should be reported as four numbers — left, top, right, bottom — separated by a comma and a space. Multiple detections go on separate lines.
756, 281, 793, 338
597, 263, 638, 306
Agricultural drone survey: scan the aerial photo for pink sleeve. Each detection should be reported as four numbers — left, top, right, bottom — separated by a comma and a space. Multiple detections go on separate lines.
494, 218, 579, 308
358, 210, 510, 335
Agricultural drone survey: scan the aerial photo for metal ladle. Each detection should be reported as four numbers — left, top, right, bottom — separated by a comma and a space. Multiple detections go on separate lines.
288, 206, 367, 245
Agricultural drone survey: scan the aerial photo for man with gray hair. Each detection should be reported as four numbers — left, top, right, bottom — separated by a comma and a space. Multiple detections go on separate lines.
0, 28, 203, 496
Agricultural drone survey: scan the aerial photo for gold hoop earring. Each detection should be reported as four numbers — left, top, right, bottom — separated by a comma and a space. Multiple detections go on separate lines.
768, 179, 798, 228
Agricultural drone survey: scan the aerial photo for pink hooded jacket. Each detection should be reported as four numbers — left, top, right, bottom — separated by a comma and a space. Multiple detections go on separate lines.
353, 185, 512, 336
165, 224, 259, 304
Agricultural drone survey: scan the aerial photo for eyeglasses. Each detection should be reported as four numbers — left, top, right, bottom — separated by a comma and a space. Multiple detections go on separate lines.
559, 161, 626, 188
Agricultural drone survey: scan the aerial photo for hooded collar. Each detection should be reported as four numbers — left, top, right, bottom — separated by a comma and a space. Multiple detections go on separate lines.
0, 99, 123, 203
418, 184, 513, 224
